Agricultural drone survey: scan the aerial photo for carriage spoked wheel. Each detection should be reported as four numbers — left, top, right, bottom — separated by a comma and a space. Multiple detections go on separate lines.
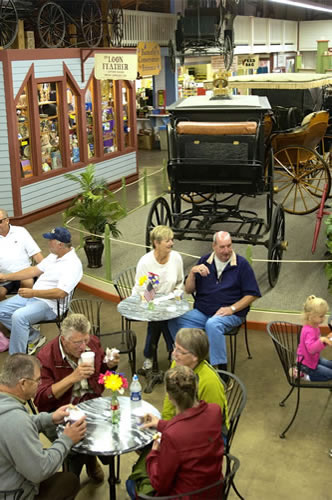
145, 197, 172, 252
0, 0, 18, 49
168, 40, 176, 73
38, 2, 66, 48
107, 0, 124, 46
273, 145, 331, 215
222, 33, 234, 71
268, 204, 286, 288
81, 0, 103, 47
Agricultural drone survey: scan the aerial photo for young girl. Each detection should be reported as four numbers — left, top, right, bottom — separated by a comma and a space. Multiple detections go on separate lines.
297, 295, 332, 381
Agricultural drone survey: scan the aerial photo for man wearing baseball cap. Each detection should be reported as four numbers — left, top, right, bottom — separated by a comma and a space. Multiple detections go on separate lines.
0, 227, 82, 355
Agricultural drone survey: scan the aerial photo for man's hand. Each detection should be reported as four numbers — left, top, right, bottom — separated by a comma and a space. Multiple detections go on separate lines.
0, 273, 8, 282
107, 351, 120, 369
214, 306, 233, 317
63, 417, 87, 444
141, 413, 160, 429
71, 363, 95, 383
18, 288, 34, 298
152, 439, 160, 451
192, 264, 210, 277
52, 405, 70, 425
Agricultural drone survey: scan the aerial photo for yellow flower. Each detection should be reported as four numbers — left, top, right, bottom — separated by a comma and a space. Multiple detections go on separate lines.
139, 275, 147, 286
104, 373, 123, 392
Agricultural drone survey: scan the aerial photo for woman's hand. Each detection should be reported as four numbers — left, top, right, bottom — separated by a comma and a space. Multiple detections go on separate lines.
141, 413, 159, 429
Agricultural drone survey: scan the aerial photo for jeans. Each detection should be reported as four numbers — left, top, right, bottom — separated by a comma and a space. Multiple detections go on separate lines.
0, 294, 56, 354
143, 321, 174, 359
302, 357, 332, 382
168, 309, 243, 365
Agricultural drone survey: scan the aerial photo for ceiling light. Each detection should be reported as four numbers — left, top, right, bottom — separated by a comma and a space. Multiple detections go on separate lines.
269, 0, 332, 14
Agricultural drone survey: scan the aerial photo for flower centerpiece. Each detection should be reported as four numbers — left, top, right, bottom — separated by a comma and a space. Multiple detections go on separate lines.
139, 272, 160, 307
98, 371, 128, 424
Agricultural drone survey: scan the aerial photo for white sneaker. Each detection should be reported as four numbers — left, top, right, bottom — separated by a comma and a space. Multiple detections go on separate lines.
28, 335, 46, 355
143, 358, 153, 370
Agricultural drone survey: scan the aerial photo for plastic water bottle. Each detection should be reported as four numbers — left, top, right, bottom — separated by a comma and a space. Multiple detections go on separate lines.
130, 374, 142, 402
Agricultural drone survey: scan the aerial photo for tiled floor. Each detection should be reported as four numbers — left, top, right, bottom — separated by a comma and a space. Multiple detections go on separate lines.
2, 149, 332, 499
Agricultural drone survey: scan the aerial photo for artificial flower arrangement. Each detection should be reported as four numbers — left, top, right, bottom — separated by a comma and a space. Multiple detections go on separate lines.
98, 371, 128, 424
138, 272, 160, 287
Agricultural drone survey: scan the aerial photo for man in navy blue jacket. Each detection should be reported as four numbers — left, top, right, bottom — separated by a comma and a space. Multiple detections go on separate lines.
168, 231, 261, 371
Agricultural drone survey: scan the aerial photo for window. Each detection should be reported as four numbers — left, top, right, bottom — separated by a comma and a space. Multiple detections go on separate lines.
67, 84, 80, 164
100, 79, 117, 154
38, 82, 63, 173
17, 86, 33, 178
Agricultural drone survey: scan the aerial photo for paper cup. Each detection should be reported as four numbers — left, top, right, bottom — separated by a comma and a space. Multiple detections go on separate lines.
80, 351, 95, 366
64, 407, 85, 424
174, 290, 183, 301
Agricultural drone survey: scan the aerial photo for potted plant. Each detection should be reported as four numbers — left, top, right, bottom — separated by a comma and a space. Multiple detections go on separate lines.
64, 164, 125, 268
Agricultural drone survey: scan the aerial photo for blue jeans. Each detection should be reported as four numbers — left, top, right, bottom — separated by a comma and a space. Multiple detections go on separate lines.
0, 295, 56, 354
168, 309, 243, 365
302, 357, 332, 382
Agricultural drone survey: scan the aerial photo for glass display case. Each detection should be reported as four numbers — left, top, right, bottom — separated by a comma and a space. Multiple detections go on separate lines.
100, 79, 117, 154
85, 80, 95, 159
67, 84, 80, 164
38, 82, 63, 173
16, 86, 32, 179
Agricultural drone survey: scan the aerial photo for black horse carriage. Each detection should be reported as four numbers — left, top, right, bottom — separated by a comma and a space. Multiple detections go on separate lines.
146, 93, 286, 288
0, 0, 123, 49
169, 0, 239, 71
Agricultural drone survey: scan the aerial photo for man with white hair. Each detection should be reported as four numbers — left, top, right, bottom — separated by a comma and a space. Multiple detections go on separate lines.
168, 231, 261, 372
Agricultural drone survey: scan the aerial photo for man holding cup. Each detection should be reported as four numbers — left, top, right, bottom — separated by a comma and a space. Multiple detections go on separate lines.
34, 313, 120, 482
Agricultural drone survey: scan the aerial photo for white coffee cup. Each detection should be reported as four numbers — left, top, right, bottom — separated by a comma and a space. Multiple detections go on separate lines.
80, 351, 95, 366
174, 290, 183, 301
65, 407, 86, 424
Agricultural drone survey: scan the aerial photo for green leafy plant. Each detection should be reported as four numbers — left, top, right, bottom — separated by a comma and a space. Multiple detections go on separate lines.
64, 164, 125, 240
324, 213, 332, 292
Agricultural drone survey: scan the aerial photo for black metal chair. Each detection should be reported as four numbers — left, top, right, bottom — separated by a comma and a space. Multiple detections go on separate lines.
267, 321, 332, 438
0, 490, 24, 500
224, 318, 251, 373
99, 329, 137, 377
113, 266, 137, 330
218, 370, 247, 500
69, 298, 102, 336
38, 288, 76, 331
137, 453, 240, 500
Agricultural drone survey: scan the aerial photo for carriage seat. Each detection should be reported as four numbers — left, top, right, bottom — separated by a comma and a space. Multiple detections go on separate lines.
176, 121, 257, 136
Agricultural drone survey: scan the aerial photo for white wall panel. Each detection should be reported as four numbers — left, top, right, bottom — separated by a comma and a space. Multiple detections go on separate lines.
0, 62, 13, 216
299, 20, 332, 51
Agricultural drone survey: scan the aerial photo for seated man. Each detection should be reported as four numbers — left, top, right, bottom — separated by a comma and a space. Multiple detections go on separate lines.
0, 353, 86, 500
168, 231, 261, 371
34, 313, 120, 482
0, 208, 43, 299
0, 227, 82, 355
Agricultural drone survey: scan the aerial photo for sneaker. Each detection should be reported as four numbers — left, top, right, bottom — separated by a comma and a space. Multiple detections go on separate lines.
288, 366, 308, 379
28, 335, 46, 355
143, 358, 153, 370
86, 456, 104, 483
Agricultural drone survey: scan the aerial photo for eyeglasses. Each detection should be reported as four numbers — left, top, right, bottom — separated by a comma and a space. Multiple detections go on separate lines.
24, 377, 41, 385
68, 336, 90, 347
0, 218, 8, 224
173, 345, 191, 356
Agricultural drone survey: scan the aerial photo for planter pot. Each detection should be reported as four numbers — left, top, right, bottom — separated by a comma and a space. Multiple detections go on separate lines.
84, 237, 104, 268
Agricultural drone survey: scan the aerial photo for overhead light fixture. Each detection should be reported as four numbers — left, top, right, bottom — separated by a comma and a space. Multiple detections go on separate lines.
269, 0, 332, 14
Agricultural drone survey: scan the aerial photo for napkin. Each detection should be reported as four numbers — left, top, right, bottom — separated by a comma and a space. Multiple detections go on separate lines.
153, 293, 175, 305
103, 347, 120, 363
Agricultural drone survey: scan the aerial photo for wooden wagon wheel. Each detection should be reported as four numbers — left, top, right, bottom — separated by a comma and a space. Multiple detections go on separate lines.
145, 197, 172, 252
107, 0, 123, 47
37, 2, 66, 48
0, 0, 18, 49
81, 0, 103, 48
273, 145, 331, 215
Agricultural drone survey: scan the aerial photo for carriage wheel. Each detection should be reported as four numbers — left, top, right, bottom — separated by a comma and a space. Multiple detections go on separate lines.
273, 145, 331, 215
37, 2, 66, 48
268, 204, 286, 288
107, 0, 124, 47
0, 0, 18, 49
223, 33, 234, 71
265, 147, 274, 230
81, 0, 103, 47
145, 197, 172, 252
168, 40, 176, 73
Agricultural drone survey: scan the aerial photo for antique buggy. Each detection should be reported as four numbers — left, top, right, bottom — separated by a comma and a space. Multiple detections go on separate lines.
146, 93, 286, 288
0, 0, 123, 49
169, 0, 239, 71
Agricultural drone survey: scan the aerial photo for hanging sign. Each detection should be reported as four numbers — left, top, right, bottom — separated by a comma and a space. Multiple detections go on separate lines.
137, 42, 161, 76
237, 55, 259, 70
94, 53, 137, 80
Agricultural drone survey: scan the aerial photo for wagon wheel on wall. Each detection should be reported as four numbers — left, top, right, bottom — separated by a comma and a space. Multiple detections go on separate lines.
267, 204, 286, 288
273, 145, 331, 215
37, 2, 66, 48
145, 197, 172, 252
81, 0, 103, 47
107, 0, 123, 46
0, 0, 18, 49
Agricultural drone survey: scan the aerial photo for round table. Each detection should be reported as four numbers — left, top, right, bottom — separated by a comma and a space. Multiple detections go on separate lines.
58, 396, 160, 500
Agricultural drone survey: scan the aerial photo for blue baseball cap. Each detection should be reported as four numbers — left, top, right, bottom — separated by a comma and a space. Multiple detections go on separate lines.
43, 227, 71, 243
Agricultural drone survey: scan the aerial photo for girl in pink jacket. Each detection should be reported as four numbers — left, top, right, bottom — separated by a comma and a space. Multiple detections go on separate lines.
297, 295, 332, 381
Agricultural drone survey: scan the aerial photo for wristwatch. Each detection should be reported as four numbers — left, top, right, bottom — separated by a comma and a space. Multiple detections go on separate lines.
230, 305, 236, 313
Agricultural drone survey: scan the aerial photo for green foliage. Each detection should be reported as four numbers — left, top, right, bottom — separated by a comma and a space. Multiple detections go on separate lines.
324, 213, 332, 293
64, 164, 125, 240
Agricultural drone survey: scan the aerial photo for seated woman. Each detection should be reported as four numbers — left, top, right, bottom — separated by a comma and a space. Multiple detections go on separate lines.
130, 365, 224, 498
132, 225, 184, 371
163, 327, 229, 437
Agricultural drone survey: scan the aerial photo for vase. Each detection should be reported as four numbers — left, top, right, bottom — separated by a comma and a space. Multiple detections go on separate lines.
84, 237, 104, 268
110, 392, 120, 424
